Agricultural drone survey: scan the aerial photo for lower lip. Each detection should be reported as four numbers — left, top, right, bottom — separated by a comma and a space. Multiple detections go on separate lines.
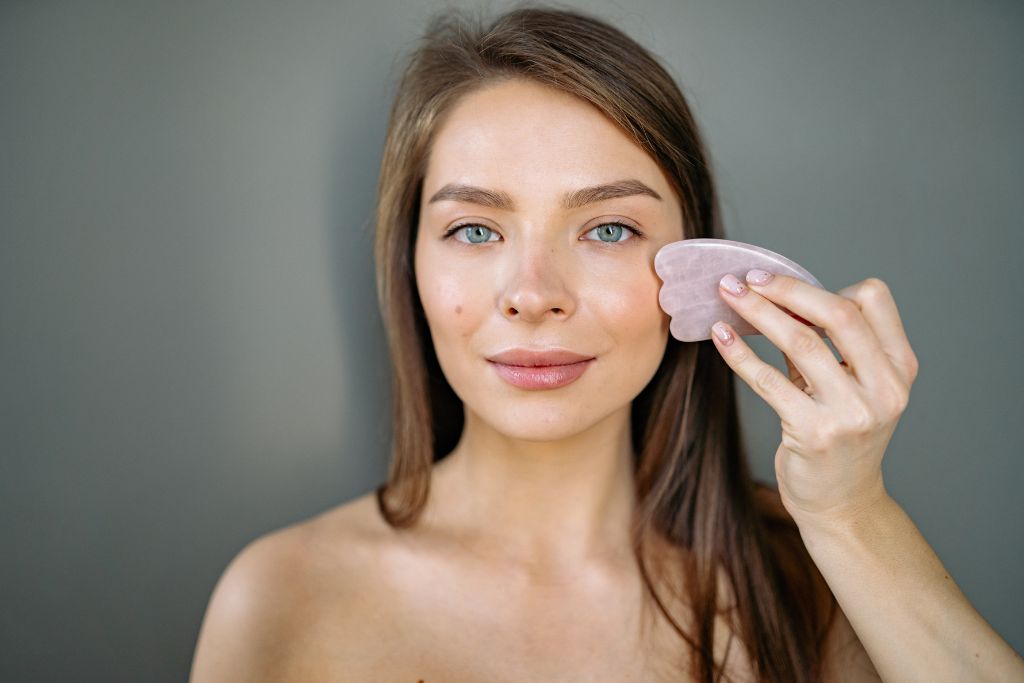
489, 359, 595, 390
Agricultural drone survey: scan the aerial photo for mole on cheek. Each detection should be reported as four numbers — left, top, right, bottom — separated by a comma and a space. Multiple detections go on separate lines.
455, 305, 462, 315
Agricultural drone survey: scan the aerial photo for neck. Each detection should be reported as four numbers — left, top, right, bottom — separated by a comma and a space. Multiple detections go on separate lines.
426, 403, 638, 574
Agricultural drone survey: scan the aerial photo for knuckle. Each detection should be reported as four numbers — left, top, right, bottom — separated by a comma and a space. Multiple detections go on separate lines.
775, 275, 800, 296
790, 327, 821, 356
731, 344, 753, 365
829, 300, 860, 328
811, 421, 840, 449
884, 379, 910, 416
895, 389, 910, 415
781, 430, 803, 453
862, 277, 892, 302
754, 363, 785, 395
906, 353, 920, 381
846, 402, 876, 433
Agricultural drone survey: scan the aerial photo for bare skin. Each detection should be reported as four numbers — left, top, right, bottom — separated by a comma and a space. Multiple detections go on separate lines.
190, 79, 881, 681
188, 458, 718, 682
189, 479, 880, 682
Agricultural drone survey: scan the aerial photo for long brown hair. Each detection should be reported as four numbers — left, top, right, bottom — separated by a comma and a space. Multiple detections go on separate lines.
371, 3, 837, 680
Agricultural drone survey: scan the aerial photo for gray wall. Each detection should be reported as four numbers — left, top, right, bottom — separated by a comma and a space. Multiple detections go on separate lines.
1, 1, 1020, 679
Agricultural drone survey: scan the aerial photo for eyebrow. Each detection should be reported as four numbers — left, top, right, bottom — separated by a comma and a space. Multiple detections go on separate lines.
426, 178, 662, 212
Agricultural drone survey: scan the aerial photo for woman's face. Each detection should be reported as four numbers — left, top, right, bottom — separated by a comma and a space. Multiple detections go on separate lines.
414, 78, 685, 442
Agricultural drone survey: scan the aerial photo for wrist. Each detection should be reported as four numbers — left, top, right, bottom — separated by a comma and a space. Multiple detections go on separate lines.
790, 482, 898, 547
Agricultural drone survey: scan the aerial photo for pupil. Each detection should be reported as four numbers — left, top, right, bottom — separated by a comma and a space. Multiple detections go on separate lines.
602, 225, 622, 241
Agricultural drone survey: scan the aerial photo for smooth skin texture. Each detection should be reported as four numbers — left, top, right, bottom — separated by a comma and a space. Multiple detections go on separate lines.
191, 79, 894, 681
412, 76, 684, 571
711, 271, 1024, 680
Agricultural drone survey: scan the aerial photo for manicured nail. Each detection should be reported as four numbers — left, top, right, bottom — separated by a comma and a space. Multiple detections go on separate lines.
719, 273, 747, 297
746, 269, 773, 286
712, 321, 734, 345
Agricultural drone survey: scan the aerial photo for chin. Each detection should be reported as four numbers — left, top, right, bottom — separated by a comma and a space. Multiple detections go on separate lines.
472, 399, 620, 442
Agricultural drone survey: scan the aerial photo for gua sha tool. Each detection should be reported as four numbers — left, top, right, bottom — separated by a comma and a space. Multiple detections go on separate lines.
654, 238, 828, 342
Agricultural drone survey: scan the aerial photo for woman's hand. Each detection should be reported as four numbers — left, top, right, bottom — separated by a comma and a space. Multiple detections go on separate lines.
709, 271, 1024, 680
709, 269, 919, 530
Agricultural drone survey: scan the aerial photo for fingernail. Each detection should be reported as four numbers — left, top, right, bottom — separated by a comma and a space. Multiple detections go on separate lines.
719, 273, 747, 297
712, 321, 734, 345
746, 269, 773, 286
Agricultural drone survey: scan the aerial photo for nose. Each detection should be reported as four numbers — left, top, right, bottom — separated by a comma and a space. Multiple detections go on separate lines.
498, 241, 576, 323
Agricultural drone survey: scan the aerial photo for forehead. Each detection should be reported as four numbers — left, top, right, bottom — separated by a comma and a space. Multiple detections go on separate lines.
424, 80, 667, 196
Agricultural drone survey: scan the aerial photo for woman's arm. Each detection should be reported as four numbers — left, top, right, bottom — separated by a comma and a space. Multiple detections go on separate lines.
799, 493, 1023, 681
707, 272, 1023, 680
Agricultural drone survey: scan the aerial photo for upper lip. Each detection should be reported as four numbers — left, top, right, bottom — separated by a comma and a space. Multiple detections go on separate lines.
486, 348, 595, 367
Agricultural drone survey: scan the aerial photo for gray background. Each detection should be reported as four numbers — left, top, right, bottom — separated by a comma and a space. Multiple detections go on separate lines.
1, 0, 1021, 679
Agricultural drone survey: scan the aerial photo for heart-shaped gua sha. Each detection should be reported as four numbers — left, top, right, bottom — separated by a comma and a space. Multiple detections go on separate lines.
654, 238, 828, 342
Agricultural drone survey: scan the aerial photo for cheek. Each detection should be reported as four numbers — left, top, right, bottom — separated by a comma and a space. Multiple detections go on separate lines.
590, 259, 664, 335
417, 257, 485, 342
587, 258, 668, 382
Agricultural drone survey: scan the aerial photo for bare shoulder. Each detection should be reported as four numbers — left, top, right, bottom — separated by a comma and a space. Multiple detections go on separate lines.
189, 492, 387, 682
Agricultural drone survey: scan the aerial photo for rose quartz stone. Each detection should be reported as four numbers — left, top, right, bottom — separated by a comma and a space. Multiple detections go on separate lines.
654, 238, 827, 342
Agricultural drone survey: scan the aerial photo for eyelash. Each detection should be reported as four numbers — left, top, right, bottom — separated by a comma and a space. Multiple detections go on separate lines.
441, 221, 645, 244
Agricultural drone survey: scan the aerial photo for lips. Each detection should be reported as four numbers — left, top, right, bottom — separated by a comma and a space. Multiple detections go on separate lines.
486, 347, 596, 390
486, 348, 595, 367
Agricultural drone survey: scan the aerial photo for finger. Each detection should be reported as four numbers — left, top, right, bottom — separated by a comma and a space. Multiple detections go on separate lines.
743, 272, 896, 398
785, 352, 853, 396
784, 352, 800, 382
834, 278, 919, 385
719, 274, 853, 404
710, 319, 813, 423
783, 352, 811, 393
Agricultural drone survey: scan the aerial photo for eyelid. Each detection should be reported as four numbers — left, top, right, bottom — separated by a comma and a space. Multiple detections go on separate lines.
580, 220, 644, 242
443, 222, 503, 243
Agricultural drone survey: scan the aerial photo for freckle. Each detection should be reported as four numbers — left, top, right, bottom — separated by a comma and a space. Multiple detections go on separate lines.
455, 305, 462, 315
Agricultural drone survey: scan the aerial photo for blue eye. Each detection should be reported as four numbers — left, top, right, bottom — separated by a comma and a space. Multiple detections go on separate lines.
582, 222, 642, 243
444, 224, 501, 244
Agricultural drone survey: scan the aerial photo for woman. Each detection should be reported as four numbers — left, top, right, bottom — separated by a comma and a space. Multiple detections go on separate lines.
190, 5, 1023, 681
